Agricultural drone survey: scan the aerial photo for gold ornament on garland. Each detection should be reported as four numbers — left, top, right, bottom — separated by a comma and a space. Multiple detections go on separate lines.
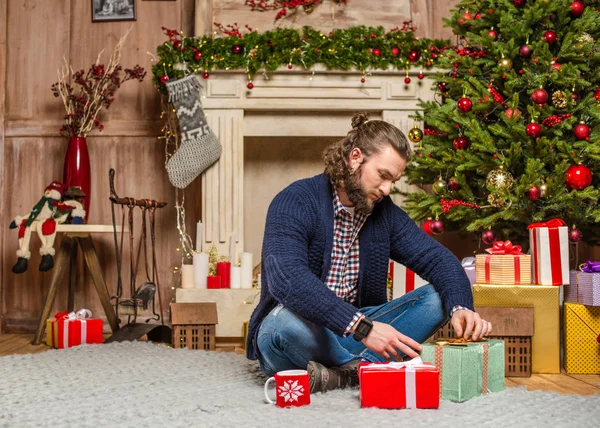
408, 124, 424, 144
498, 56, 513, 69
487, 193, 507, 208
539, 183, 548, 198
486, 167, 514, 191
432, 177, 447, 195
552, 90, 568, 108
248, 48, 258, 60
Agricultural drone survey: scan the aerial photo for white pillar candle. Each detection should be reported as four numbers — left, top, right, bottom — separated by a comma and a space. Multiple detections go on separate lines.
230, 266, 242, 289
195, 220, 203, 253
181, 264, 195, 289
193, 252, 209, 289
229, 232, 237, 265
240, 252, 254, 289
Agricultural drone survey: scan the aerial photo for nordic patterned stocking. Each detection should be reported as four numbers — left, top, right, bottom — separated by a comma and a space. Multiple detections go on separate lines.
165, 74, 222, 189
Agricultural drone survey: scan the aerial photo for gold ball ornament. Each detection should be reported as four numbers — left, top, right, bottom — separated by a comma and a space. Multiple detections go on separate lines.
552, 90, 568, 109
487, 193, 507, 208
498, 57, 513, 69
486, 167, 514, 191
248, 48, 258, 60
408, 125, 424, 143
539, 183, 548, 197
432, 178, 447, 195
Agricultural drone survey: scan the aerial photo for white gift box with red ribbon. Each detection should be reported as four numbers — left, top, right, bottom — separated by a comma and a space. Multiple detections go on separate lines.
390, 261, 428, 299
527, 219, 570, 286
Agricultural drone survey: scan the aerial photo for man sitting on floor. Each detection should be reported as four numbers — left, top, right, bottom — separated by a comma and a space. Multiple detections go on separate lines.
246, 112, 492, 393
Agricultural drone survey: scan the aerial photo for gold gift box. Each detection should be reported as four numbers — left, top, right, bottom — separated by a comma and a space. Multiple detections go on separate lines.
472, 284, 560, 373
475, 254, 531, 285
564, 303, 600, 374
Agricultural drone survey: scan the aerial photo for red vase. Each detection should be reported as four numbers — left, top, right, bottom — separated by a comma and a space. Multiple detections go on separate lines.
63, 136, 91, 222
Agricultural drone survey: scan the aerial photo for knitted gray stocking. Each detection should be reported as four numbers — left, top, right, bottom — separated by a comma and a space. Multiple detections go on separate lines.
165, 74, 222, 189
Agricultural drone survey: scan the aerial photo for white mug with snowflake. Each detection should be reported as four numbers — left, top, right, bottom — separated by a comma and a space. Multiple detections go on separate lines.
264, 369, 311, 407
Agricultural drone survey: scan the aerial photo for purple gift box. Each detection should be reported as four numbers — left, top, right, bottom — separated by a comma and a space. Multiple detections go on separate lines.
461, 257, 476, 286
567, 269, 600, 306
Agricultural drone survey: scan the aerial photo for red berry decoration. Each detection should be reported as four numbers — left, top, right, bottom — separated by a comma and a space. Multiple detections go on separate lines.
193, 51, 203, 61
173, 40, 183, 51
423, 218, 433, 235
457, 97, 473, 113
519, 44, 532, 58
232, 44, 243, 55
544, 31, 557, 44
448, 178, 461, 191
405, 77, 411, 84
438, 82, 449, 93
574, 122, 590, 140
526, 122, 542, 138
202, 72, 210, 79
391, 47, 400, 57
565, 164, 593, 190
569, 228, 583, 243
594, 88, 600, 101
482, 230, 496, 245
526, 185, 541, 201
418, 72, 424, 80
453, 136, 470, 150
570, 0, 585, 16
531, 88, 549, 105
159, 75, 169, 84
372, 48, 381, 57
247, 82, 254, 90
513, 0, 526, 6
430, 219, 445, 235
488, 29, 498, 40
408, 50, 421, 62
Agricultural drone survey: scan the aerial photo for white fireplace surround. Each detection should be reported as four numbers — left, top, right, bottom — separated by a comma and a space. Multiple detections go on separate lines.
199, 66, 436, 255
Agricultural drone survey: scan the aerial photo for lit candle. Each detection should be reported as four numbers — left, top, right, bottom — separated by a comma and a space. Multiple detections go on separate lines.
229, 232, 237, 265
193, 252, 209, 289
240, 252, 253, 289
195, 220, 203, 253
181, 264, 194, 289
230, 266, 242, 289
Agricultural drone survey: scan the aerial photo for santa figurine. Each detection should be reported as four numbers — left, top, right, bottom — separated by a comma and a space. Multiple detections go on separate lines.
9, 181, 86, 274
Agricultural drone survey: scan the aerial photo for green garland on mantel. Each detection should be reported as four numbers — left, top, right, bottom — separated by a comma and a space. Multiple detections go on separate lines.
152, 25, 451, 93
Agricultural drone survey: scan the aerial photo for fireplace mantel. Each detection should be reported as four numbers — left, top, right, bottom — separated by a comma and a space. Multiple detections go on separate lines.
198, 67, 436, 256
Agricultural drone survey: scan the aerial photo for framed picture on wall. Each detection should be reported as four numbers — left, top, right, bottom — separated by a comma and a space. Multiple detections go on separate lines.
92, 0, 136, 22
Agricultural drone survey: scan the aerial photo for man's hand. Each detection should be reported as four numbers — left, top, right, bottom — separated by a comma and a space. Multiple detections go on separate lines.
362, 321, 422, 361
451, 309, 492, 341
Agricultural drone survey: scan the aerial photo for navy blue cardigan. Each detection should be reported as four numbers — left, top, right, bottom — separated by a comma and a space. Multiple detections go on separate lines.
246, 173, 473, 360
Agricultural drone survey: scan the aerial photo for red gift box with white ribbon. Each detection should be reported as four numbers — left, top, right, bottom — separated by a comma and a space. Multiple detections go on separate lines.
390, 262, 428, 299
527, 219, 570, 286
47, 309, 103, 349
359, 358, 440, 409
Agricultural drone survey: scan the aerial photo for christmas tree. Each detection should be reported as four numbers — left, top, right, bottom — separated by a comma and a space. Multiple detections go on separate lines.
402, 0, 600, 246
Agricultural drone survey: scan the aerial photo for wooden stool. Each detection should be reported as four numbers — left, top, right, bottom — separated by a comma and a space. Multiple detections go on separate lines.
32, 224, 126, 345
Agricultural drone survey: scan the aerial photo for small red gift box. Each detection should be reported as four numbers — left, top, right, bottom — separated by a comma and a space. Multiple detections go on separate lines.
46, 309, 103, 349
359, 358, 440, 409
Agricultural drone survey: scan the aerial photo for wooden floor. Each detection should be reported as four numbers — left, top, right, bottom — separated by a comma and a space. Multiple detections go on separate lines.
1, 333, 599, 396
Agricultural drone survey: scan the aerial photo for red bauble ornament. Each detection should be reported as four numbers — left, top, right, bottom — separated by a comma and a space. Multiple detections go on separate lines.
202, 72, 210, 79
247, 82, 254, 90
173, 40, 183, 51
519, 44, 532, 58
423, 218, 433, 235
391, 47, 400, 57
574, 122, 590, 140
482, 230, 496, 245
513, 0, 526, 6
570, 1, 585, 16
430, 219, 445, 235
544, 31, 557, 44
569, 228, 583, 243
505, 108, 521, 119
457, 97, 473, 113
565, 164, 593, 190
532, 88, 549, 105
287, 64, 293, 69
526, 185, 541, 200
551, 61, 561, 71
448, 178, 461, 191
404, 77, 411, 84
159, 75, 169, 84
594, 88, 600, 101
194, 51, 203, 61
526, 122, 542, 138
418, 72, 424, 80
232, 44, 243, 55
438, 82, 449, 93
360, 77, 366, 83
372, 48, 381, 57
408, 50, 421, 62
488, 29, 498, 40
453, 136, 470, 150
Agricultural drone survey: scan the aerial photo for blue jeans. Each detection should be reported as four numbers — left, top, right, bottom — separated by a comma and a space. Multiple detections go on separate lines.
256, 284, 447, 376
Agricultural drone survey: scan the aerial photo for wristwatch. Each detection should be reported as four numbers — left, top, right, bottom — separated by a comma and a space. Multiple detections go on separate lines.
353, 316, 373, 341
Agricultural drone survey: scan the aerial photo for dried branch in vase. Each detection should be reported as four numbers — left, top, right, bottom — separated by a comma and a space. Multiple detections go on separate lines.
51, 28, 146, 138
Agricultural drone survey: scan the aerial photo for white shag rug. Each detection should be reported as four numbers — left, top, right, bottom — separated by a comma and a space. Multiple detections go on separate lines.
0, 342, 598, 428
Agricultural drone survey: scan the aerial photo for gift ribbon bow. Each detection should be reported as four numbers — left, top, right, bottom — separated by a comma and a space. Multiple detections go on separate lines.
53, 309, 92, 348
485, 240, 524, 255
580, 261, 600, 273
526, 218, 567, 229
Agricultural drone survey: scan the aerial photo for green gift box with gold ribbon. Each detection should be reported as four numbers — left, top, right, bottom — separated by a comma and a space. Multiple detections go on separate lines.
420, 339, 505, 402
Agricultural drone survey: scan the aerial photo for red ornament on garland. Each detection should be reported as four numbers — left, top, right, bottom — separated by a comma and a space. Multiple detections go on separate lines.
287, 64, 293, 69
570, 1, 585, 16
569, 228, 583, 242
372, 48, 382, 57
418, 72, 424, 80
513, 0, 526, 6
551, 61, 561, 71
526, 122, 542, 138
574, 122, 590, 140
453, 136, 470, 150
391, 47, 400, 57
159, 75, 169, 84
565, 164, 593, 190
193, 51, 203, 61
232, 44, 243, 55
405, 77, 411, 84
544, 31, 557, 44
173, 40, 183, 51
438, 82, 449, 93
488, 28, 498, 40
482, 230, 496, 245
526, 185, 541, 200
408, 50, 421, 62
202, 72, 210, 79
532, 88, 549, 105
457, 97, 473, 112
423, 218, 433, 235
448, 178, 461, 191
519, 44, 532, 58
594, 88, 600, 101
505, 108, 521, 119
430, 219, 445, 235
247, 82, 254, 90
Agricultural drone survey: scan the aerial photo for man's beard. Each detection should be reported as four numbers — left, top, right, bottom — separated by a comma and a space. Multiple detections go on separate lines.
343, 164, 377, 215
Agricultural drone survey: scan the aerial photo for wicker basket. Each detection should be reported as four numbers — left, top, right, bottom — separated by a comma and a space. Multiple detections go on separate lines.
434, 306, 534, 378
171, 303, 218, 350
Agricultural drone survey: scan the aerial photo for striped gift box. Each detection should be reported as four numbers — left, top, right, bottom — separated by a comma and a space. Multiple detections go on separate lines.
475, 254, 531, 285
